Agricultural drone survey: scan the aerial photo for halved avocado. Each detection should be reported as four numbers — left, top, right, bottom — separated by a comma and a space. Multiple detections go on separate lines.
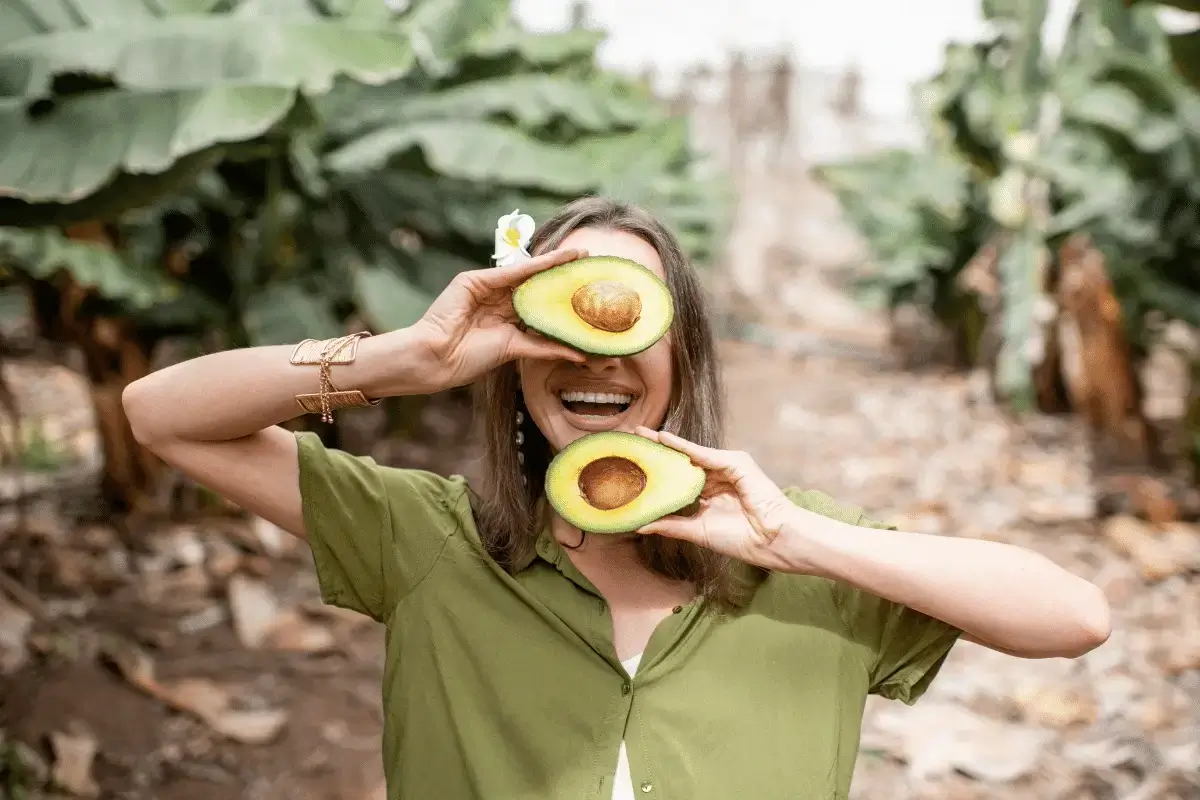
544, 431, 705, 534
512, 256, 673, 356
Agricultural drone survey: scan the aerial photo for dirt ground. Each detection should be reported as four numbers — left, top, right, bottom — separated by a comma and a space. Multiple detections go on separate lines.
2, 294, 1199, 799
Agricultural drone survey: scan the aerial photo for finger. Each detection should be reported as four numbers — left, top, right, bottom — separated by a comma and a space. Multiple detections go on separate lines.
507, 329, 587, 364
479, 247, 589, 289
655, 430, 729, 470
636, 515, 701, 541
633, 426, 661, 443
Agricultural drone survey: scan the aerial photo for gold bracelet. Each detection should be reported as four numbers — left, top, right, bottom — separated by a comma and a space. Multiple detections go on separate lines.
290, 331, 381, 422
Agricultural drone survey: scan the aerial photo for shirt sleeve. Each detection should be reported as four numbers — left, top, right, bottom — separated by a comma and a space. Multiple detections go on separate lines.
784, 488, 962, 705
294, 430, 461, 623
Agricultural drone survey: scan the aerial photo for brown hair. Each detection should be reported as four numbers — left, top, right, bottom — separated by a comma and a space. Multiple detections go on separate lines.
472, 196, 766, 611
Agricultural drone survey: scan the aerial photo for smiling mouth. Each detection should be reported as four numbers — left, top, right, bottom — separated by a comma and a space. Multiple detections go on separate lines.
558, 390, 635, 418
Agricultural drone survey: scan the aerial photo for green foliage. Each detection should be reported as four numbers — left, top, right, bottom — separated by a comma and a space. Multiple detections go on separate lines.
0, 734, 37, 800
817, 0, 1200, 409
0, 227, 179, 306
0, 0, 728, 356
0, 0, 427, 226
19, 415, 70, 472
815, 149, 982, 308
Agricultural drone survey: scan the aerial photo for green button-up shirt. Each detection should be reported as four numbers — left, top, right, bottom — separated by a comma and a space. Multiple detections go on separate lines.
296, 432, 960, 800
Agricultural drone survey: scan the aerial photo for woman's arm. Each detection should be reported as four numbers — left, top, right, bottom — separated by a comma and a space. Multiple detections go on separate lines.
777, 509, 1112, 659
123, 246, 588, 540
630, 428, 1111, 662
123, 327, 432, 538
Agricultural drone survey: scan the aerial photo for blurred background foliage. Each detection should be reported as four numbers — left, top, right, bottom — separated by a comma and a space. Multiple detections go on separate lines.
0, 0, 731, 511
2, 0, 1200, 514
815, 0, 1200, 475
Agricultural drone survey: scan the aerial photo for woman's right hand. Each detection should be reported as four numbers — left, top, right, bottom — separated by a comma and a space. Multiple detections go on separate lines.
406, 247, 589, 392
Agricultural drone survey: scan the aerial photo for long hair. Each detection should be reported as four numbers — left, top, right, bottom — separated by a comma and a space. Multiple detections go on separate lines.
472, 197, 767, 611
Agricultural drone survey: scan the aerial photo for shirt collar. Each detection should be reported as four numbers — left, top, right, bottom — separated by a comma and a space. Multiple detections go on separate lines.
511, 498, 562, 572
513, 499, 601, 596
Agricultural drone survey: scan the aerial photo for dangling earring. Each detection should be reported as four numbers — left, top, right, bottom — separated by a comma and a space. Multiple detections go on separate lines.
515, 409, 527, 484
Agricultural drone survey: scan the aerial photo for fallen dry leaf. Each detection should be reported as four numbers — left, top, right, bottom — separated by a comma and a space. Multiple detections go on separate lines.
1014, 685, 1098, 729
204, 537, 243, 581
875, 701, 1056, 783
140, 564, 211, 613
1103, 515, 1181, 580
264, 611, 335, 654
1137, 686, 1186, 731
302, 601, 373, 629
1162, 637, 1200, 675
49, 722, 99, 797
219, 517, 295, 559
155, 527, 206, 568
177, 604, 227, 636
50, 549, 93, 590
228, 575, 280, 648
1161, 523, 1200, 572
19, 509, 69, 543
167, 678, 288, 745
101, 636, 288, 745
0, 592, 33, 674
252, 515, 293, 557
1113, 475, 1179, 525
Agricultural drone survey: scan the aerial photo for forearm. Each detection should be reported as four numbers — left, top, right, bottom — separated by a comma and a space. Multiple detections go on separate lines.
124, 326, 430, 445
777, 508, 1112, 658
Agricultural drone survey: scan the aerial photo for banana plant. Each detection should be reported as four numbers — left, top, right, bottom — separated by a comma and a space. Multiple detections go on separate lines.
0, 0, 729, 511
819, 0, 1200, 467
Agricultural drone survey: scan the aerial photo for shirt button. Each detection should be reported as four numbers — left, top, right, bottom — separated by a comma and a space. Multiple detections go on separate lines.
621, 682, 631, 696
640, 781, 653, 793
672, 605, 683, 614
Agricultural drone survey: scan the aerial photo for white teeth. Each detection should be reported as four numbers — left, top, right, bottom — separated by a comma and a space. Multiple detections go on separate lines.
559, 391, 633, 404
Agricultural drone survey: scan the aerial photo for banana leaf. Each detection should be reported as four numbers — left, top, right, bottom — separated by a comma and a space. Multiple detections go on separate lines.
0, 1, 418, 222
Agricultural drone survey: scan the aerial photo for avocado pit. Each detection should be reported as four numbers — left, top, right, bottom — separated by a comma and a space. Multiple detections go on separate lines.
571, 280, 642, 333
578, 457, 647, 510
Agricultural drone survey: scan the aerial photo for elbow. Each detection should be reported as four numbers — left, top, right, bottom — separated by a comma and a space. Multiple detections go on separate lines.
122, 377, 161, 448
999, 580, 1112, 660
1076, 582, 1113, 653
1056, 581, 1112, 659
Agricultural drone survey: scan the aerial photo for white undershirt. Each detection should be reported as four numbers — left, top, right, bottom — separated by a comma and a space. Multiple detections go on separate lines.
612, 652, 644, 800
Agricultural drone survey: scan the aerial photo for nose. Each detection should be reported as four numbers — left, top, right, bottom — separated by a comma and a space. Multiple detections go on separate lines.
580, 354, 621, 373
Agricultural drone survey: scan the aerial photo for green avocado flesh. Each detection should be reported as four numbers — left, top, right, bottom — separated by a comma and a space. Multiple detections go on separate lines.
512, 256, 673, 356
544, 431, 705, 534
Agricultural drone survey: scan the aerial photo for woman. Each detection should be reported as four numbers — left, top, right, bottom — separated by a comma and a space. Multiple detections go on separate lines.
124, 197, 1111, 800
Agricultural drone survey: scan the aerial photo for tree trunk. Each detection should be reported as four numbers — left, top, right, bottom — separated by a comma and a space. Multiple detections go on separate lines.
1187, 357, 1200, 480
1056, 234, 1160, 467
84, 321, 161, 513
1033, 305, 1071, 414
29, 223, 166, 514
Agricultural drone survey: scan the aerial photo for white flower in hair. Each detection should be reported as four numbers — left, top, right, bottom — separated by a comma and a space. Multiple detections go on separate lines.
493, 209, 535, 267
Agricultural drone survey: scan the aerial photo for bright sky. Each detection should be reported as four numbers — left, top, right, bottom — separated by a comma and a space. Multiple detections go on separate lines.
513, 0, 1082, 114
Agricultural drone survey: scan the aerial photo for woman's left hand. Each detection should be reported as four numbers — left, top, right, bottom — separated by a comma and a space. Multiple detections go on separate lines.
633, 427, 797, 568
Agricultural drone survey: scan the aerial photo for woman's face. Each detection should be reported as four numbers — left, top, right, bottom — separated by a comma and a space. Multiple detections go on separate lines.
519, 227, 675, 452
